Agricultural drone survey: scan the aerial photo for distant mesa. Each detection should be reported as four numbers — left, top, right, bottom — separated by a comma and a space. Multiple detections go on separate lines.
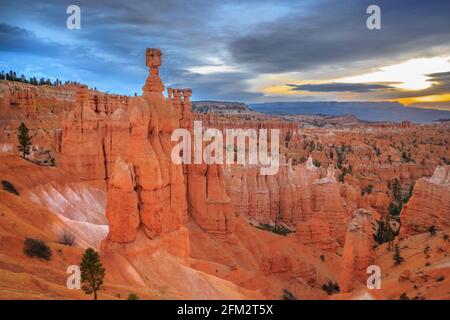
250, 101, 450, 123
192, 101, 254, 115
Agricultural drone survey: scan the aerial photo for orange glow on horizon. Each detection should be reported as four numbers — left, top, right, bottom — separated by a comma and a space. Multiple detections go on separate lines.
396, 94, 450, 105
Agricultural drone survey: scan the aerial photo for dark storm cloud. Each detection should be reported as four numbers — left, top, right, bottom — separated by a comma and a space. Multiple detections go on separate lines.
286, 69, 450, 101
0, 22, 136, 80
287, 82, 396, 93
0, 0, 262, 98
0, 23, 62, 56
171, 70, 264, 101
228, 0, 450, 74
371, 70, 450, 101
427, 71, 450, 85
1, 0, 450, 101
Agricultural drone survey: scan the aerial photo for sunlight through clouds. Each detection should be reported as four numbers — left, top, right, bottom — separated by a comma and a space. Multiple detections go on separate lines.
340, 57, 450, 91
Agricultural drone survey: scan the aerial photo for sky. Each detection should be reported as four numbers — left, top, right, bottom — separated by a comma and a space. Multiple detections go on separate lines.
1, 0, 450, 109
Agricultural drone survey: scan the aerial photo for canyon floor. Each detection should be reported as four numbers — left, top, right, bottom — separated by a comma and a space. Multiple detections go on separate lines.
1, 50, 449, 300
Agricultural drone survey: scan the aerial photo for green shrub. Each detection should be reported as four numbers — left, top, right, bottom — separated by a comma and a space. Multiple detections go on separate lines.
374, 219, 394, 249
127, 293, 140, 300
312, 159, 321, 167
402, 184, 414, 204
338, 167, 348, 183
401, 150, 414, 163
388, 202, 401, 216
435, 275, 445, 282
399, 293, 409, 300
361, 184, 374, 196
23, 238, 52, 260
322, 281, 340, 295
284, 132, 292, 148
282, 288, 297, 300
1, 180, 19, 195
427, 225, 437, 236
256, 223, 292, 236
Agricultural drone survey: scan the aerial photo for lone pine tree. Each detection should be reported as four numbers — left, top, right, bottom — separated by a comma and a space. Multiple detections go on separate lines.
17, 122, 32, 159
80, 248, 105, 300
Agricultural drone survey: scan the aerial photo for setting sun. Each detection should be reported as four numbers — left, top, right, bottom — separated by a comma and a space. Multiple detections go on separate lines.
341, 57, 450, 90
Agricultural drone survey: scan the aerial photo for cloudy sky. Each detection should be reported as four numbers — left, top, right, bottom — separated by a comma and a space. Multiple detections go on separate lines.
1, 0, 450, 109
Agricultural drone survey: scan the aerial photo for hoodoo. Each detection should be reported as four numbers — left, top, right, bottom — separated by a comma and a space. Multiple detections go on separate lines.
1, 47, 450, 301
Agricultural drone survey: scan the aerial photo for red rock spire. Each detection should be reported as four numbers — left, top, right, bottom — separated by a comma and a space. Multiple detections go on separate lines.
142, 48, 165, 95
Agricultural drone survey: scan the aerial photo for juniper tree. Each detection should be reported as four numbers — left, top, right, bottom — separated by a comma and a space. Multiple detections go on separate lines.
80, 248, 105, 300
393, 243, 404, 265
17, 122, 32, 159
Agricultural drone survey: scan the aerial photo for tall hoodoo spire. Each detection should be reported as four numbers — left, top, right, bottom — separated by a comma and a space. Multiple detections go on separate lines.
181, 88, 192, 111
142, 48, 165, 95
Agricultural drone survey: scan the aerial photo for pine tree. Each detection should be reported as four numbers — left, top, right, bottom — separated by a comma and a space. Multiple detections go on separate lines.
17, 122, 32, 159
80, 248, 105, 300
386, 227, 394, 251
392, 178, 401, 202
393, 243, 404, 265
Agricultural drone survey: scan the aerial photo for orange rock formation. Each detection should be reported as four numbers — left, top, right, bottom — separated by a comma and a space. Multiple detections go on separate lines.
1, 48, 450, 300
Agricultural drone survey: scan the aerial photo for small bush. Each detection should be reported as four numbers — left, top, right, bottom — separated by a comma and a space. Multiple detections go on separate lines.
338, 167, 348, 183
256, 223, 292, 236
282, 288, 297, 300
1, 180, 19, 195
127, 293, 140, 300
399, 293, 409, 300
388, 202, 401, 216
361, 184, 374, 196
312, 159, 321, 167
59, 231, 75, 246
23, 238, 52, 260
322, 281, 340, 295
436, 275, 445, 282
427, 225, 437, 236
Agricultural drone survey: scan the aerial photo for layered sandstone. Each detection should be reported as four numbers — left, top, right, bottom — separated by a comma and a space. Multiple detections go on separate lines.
2, 46, 450, 300
400, 165, 450, 235
295, 215, 339, 251
340, 209, 374, 293
102, 50, 189, 245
